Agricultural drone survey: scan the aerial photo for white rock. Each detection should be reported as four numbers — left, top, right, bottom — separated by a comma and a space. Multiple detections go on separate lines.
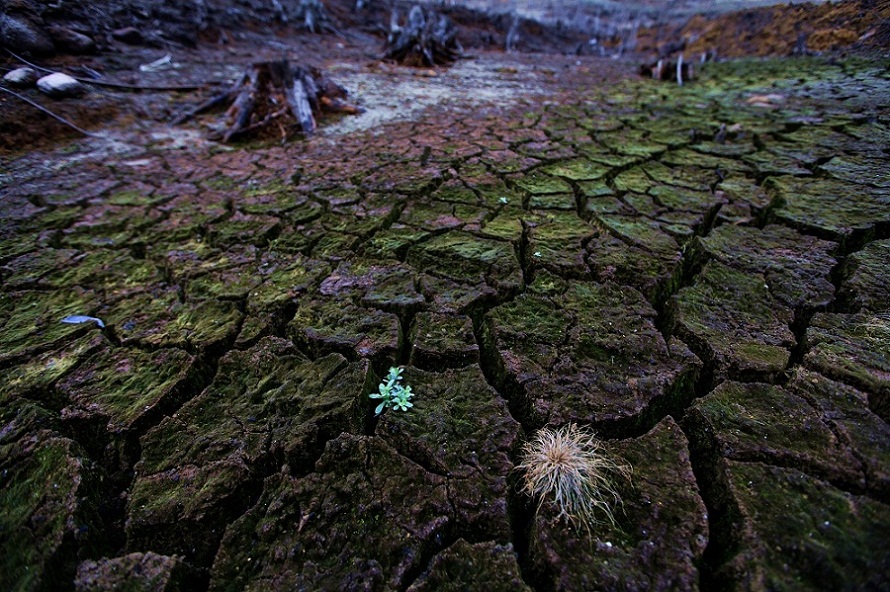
3, 67, 38, 87
36, 72, 83, 98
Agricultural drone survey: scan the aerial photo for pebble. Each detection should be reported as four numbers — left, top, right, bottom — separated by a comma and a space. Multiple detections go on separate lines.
36, 72, 84, 98
3, 67, 38, 87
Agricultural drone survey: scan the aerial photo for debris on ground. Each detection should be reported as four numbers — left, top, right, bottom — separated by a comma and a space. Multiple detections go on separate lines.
639, 56, 695, 85
139, 54, 178, 73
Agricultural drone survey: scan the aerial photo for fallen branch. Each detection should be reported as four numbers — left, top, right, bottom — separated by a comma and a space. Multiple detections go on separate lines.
0, 85, 101, 138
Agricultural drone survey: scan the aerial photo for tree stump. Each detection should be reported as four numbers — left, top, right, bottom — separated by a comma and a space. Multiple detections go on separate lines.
296, 0, 337, 34
172, 60, 361, 141
384, 5, 463, 67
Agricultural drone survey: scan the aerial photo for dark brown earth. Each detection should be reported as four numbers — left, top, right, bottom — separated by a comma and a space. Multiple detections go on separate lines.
2, 2, 890, 591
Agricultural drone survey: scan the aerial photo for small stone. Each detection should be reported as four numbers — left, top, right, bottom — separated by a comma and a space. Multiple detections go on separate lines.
48, 26, 96, 54
36, 72, 84, 98
3, 67, 37, 87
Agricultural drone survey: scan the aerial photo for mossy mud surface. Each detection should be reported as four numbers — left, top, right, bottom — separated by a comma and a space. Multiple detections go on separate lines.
2, 42, 889, 591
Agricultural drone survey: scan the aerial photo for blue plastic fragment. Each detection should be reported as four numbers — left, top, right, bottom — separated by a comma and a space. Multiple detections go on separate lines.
61, 315, 106, 329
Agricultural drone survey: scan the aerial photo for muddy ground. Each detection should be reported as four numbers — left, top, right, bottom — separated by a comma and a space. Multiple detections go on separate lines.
2, 2, 890, 591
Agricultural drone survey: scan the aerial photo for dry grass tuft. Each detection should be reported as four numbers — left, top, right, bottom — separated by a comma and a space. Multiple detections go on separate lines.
517, 423, 632, 533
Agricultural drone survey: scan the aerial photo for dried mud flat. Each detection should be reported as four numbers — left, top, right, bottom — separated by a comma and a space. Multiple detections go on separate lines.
2, 28, 890, 592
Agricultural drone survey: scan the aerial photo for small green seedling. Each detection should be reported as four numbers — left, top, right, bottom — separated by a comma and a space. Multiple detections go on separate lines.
369, 366, 414, 415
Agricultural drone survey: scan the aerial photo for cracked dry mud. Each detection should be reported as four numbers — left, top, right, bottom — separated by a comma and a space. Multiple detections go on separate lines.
1, 42, 889, 592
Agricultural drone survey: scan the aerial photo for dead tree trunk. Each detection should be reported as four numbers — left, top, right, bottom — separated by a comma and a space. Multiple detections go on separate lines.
506, 15, 520, 52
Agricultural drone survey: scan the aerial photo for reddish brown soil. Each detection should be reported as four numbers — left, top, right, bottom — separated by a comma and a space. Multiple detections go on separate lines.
638, 0, 890, 58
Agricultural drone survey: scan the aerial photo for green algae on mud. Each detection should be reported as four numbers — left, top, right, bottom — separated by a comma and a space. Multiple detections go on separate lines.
75, 552, 201, 591
686, 381, 865, 488
716, 461, 890, 591
692, 224, 837, 309
788, 368, 890, 501
128, 339, 374, 566
485, 278, 700, 429
803, 313, 890, 423
406, 231, 523, 293
378, 365, 520, 541
209, 434, 451, 591
0, 289, 103, 366
837, 239, 890, 313
409, 312, 479, 369
526, 211, 599, 278
57, 346, 198, 434
406, 539, 531, 592
101, 292, 243, 352
0, 434, 102, 592
765, 176, 890, 251
0, 332, 104, 408
542, 158, 611, 182
288, 300, 402, 363
669, 261, 794, 381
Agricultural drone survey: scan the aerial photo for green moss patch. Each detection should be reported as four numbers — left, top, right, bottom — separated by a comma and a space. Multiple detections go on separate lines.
209, 434, 451, 591
75, 552, 200, 591
718, 460, 890, 591
57, 346, 196, 433
378, 365, 520, 540
527, 212, 598, 278
128, 339, 372, 564
406, 232, 522, 294
1, 435, 100, 591
102, 291, 242, 351
688, 381, 863, 487
789, 369, 890, 500
409, 313, 479, 369
288, 300, 401, 363
766, 176, 890, 249
837, 239, 890, 313
408, 539, 531, 592
695, 224, 836, 309
487, 281, 699, 426
803, 313, 890, 422
0, 288, 102, 366
670, 261, 794, 380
